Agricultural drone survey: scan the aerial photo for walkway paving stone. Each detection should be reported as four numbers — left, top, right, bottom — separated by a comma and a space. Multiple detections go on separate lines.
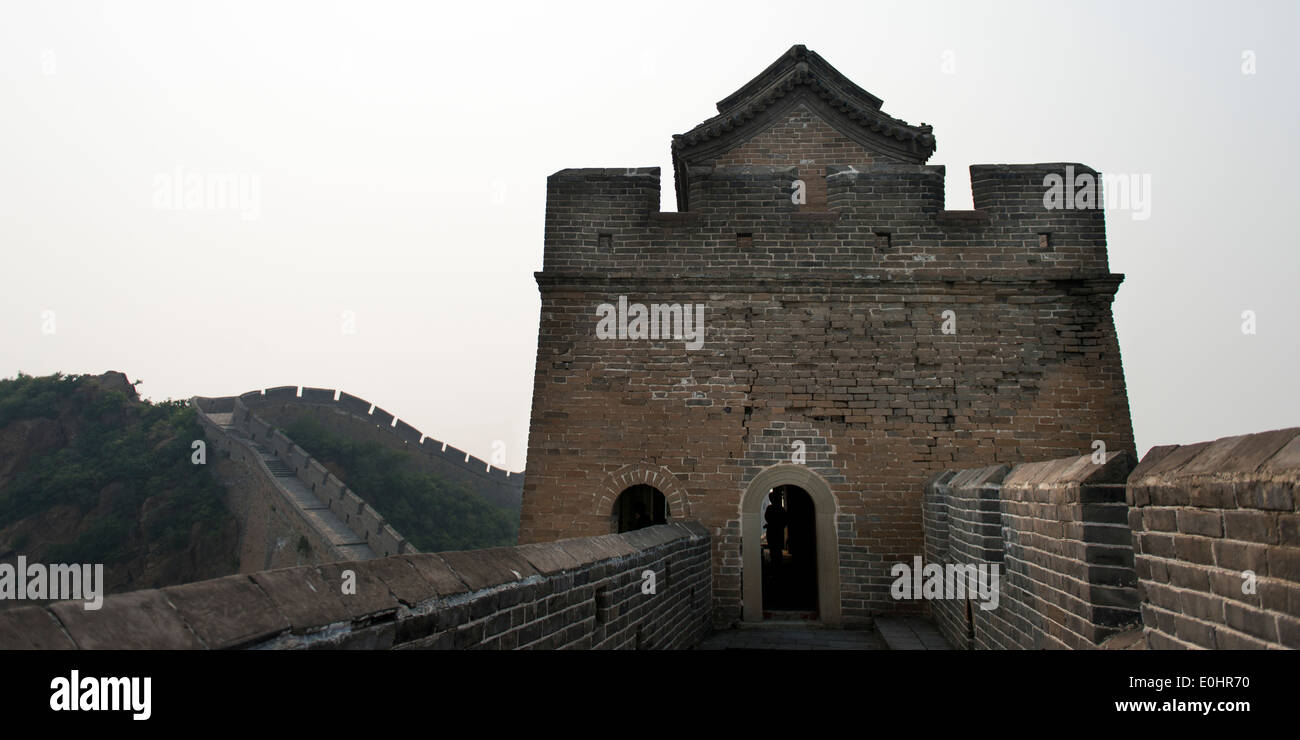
697, 625, 885, 650
874, 617, 953, 649
696, 617, 952, 650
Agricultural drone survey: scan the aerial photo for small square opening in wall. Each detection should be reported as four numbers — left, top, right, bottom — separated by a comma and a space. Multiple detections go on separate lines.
1038, 232, 1052, 250
875, 232, 892, 249
736, 232, 753, 248
597, 233, 612, 249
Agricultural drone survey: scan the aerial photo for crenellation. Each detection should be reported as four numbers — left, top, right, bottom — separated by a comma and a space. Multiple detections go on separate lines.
337, 392, 372, 417
300, 386, 336, 404
263, 385, 298, 401
369, 406, 395, 428
541, 162, 1113, 277
393, 419, 422, 445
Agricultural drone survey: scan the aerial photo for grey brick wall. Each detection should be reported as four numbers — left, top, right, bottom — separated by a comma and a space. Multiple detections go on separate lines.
0, 523, 712, 650
924, 427, 1300, 650
924, 452, 1139, 650
1128, 428, 1300, 649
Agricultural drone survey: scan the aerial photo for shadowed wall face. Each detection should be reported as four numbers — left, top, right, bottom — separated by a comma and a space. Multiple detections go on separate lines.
521, 46, 1135, 627
924, 428, 1300, 651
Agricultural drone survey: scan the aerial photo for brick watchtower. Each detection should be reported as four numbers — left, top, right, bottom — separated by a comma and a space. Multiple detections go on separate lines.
520, 45, 1134, 627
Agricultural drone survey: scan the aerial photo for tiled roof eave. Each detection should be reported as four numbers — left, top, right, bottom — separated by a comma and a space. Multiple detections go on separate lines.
672, 69, 935, 156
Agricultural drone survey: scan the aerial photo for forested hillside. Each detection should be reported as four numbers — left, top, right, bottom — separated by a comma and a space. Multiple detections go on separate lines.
0, 372, 239, 601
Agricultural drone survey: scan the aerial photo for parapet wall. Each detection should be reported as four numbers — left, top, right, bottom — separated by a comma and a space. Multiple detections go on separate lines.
924, 453, 1139, 649
996, 451, 1139, 649
195, 385, 526, 564
925, 427, 1300, 650
224, 397, 408, 558
1128, 429, 1300, 649
191, 401, 372, 565
543, 164, 1110, 277
236, 386, 522, 508
0, 523, 712, 650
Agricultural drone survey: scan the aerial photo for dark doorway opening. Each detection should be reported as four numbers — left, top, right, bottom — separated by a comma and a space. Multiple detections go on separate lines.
761, 485, 818, 616
614, 484, 666, 533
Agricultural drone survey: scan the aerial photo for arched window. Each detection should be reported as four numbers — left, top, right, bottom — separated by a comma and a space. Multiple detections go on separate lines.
613, 484, 667, 533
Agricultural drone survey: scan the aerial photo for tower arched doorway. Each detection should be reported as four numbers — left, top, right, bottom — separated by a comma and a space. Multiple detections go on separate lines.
740, 465, 841, 625
761, 485, 818, 613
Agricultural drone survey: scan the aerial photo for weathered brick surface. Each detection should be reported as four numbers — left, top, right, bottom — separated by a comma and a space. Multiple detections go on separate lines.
521, 46, 1134, 626
0, 524, 712, 650
52, 590, 203, 650
713, 104, 877, 211
0, 606, 77, 649
924, 452, 1139, 650
925, 429, 1300, 651
1128, 427, 1300, 650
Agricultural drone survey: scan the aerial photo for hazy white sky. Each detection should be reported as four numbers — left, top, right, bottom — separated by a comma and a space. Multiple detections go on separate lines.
2, 0, 1297, 471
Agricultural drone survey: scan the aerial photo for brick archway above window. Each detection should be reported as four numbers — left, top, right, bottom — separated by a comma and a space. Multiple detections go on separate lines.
593, 464, 691, 520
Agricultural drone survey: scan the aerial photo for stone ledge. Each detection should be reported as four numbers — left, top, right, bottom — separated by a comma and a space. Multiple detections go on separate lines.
438, 548, 539, 591
1130, 428, 1300, 491
672, 520, 709, 538
516, 541, 584, 575
948, 463, 1009, 493
333, 557, 425, 607
315, 561, 402, 619
0, 606, 76, 649
0, 522, 713, 650
934, 210, 991, 225
53, 589, 202, 650
549, 167, 660, 181
162, 575, 291, 649
534, 270, 1127, 291
400, 554, 470, 599
620, 523, 689, 551
251, 567, 354, 632
1003, 451, 1133, 494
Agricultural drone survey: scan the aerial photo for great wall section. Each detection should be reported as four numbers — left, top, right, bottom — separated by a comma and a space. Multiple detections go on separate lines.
1, 425, 1295, 649
188, 386, 524, 572
0, 523, 711, 650
0, 46, 1294, 652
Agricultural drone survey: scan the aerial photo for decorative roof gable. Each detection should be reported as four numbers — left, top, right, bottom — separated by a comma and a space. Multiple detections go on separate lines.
671, 45, 937, 209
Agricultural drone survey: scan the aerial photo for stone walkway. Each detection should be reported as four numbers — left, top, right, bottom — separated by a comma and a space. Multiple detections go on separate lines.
245, 441, 376, 561
873, 617, 953, 650
197, 406, 376, 561
696, 617, 951, 650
